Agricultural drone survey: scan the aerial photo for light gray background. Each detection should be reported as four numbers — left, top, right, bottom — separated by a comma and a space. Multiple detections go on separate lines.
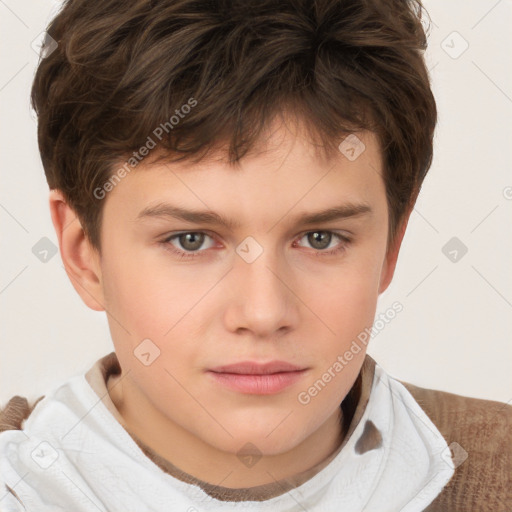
1, 0, 511, 405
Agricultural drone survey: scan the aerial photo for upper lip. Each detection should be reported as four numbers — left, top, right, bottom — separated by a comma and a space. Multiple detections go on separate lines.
209, 361, 305, 375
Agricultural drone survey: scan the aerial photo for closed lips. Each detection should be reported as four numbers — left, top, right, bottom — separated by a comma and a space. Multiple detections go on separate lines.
208, 361, 306, 375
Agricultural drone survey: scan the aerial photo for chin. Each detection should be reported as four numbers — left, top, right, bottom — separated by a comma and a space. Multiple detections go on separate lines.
205, 425, 305, 458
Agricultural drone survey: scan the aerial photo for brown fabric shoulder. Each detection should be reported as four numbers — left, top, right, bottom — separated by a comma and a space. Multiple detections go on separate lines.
401, 381, 512, 512
0, 395, 45, 433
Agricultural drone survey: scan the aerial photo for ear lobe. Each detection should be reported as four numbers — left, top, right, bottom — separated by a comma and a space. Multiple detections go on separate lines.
378, 209, 412, 294
49, 189, 105, 312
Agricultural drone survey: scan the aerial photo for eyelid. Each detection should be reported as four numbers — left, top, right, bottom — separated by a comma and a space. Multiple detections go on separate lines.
161, 229, 216, 240
296, 228, 351, 239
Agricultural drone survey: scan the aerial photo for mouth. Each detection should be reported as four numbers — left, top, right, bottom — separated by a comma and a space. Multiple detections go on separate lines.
207, 361, 308, 395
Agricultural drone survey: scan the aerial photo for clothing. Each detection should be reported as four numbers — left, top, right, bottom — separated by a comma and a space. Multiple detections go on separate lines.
0, 352, 510, 511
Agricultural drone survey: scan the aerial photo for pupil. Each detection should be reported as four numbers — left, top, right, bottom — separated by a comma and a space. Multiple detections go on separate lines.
182, 233, 204, 250
309, 231, 330, 249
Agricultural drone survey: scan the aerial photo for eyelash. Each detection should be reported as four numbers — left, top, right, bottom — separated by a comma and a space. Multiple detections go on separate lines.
159, 230, 352, 260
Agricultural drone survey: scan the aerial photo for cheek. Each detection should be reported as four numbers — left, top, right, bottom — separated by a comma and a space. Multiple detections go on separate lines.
307, 259, 381, 329
100, 252, 207, 375
309, 287, 376, 375
297, 279, 374, 418
299, 250, 383, 373
101, 247, 184, 332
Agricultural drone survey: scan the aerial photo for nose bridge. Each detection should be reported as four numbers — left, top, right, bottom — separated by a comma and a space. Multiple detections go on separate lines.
229, 237, 295, 335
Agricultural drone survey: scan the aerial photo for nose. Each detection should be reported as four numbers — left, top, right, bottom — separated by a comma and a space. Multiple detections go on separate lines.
223, 244, 299, 339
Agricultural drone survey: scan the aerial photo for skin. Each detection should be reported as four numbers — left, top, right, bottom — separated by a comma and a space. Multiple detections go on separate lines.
49, 116, 410, 489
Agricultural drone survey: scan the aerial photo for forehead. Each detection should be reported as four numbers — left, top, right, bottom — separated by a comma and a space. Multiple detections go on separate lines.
102, 124, 385, 229
135, 107, 381, 173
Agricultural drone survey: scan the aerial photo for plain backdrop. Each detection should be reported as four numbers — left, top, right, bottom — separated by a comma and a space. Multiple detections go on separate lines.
1, 0, 511, 406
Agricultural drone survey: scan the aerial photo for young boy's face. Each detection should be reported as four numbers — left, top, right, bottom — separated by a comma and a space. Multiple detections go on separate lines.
61, 119, 403, 471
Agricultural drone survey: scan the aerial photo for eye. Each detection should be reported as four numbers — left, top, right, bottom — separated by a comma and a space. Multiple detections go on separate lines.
159, 229, 351, 260
161, 231, 216, 258
294, 230, 351, 256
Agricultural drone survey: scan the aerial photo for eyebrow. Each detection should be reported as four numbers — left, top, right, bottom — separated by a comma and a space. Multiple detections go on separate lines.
136, 201, 372, 230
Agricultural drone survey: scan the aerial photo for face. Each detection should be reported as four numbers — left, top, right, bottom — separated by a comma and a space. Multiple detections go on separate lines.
91, 120, 395, 458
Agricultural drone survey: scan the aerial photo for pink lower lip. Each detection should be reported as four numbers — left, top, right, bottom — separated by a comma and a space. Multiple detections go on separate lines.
207, 370, 307, 394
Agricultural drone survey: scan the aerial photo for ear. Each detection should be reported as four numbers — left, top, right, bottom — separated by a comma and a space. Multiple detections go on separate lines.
378, 207, 413, 294
49, 189, 105, 311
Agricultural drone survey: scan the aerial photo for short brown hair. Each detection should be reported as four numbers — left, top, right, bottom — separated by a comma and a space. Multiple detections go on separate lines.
31, 0, 436, 252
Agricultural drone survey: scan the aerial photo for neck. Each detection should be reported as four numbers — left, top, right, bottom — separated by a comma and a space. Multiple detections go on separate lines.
108, 373, 345, 489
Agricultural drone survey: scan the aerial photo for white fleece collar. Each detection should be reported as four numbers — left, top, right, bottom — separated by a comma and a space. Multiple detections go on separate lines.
0, 360, 454, 511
